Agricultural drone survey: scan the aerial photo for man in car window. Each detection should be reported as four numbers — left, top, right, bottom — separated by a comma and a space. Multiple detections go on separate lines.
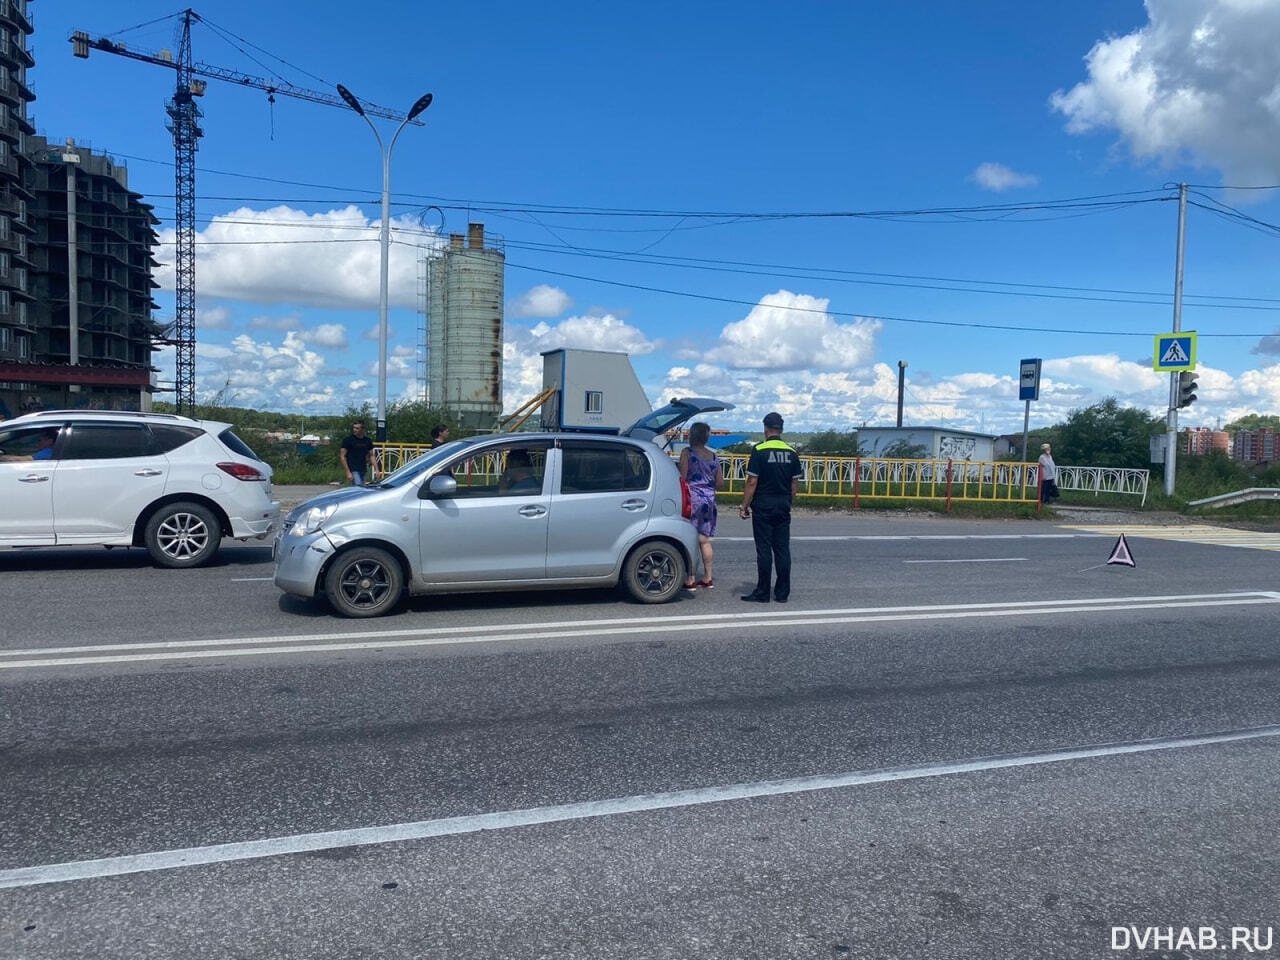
1, 427, 57, 462
498, 449, 540, 495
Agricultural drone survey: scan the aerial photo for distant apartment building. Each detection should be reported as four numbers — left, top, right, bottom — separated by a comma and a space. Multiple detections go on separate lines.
0, 2, 163, 418
1232, 428, 1278, 464
0, 0, 36, 413
23, 135, 162, 412
1182, 427, 1229, 456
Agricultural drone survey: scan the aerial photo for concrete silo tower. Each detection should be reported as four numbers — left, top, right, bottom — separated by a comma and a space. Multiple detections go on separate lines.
420, 223, 504, 430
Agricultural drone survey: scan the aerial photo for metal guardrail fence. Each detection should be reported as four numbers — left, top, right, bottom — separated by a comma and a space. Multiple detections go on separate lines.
370, 443, 1151, 507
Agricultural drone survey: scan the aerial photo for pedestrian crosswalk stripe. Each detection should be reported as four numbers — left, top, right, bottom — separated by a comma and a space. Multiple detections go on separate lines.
1062, 524, 1280, 552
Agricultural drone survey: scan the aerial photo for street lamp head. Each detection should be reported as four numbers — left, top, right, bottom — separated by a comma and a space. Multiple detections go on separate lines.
408, 92, 433, 122
336, 84, 366, 116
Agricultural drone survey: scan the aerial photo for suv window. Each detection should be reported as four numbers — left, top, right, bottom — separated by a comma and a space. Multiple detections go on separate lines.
61, 423, 156, 460
149, 424, 205, 453
446, 444, 549, 499
218, 428, 262, 462
0, 425, 60, 460
561, 444, 651, 493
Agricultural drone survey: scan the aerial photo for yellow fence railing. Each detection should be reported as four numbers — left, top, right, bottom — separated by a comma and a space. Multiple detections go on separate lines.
717, 454, 1040, 507
372, 443, 1041, 508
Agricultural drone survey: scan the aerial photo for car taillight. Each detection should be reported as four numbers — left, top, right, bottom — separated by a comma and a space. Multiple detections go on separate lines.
679, 478, 692, 519
217, 462, 266, 481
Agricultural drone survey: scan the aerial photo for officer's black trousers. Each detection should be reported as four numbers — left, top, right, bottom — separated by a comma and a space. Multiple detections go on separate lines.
751, 497, 792, 600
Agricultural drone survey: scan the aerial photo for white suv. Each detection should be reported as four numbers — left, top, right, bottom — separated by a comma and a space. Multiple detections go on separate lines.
0, 410, 280, 567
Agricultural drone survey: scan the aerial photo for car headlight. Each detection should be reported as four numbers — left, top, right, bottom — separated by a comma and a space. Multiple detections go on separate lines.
290, 503, 338, 536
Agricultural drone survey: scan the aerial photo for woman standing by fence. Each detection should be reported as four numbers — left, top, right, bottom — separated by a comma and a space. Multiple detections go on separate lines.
680, 422, 724, 590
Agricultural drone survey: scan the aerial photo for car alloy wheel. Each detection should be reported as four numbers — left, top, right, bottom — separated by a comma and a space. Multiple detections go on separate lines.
324, 547, 403, 618
144, 502, 220, 568
622, 540, 685, 604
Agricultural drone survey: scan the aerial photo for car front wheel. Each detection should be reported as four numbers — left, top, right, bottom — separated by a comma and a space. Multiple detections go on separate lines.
622, 540, 686, 604
324, 546, 404, 618
144, 502, 221, 568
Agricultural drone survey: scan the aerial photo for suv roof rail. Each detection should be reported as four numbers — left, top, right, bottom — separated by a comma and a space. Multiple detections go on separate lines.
12, 409, 191, 421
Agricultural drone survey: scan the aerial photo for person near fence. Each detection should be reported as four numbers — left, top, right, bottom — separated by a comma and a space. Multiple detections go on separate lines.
431, 424, 450, 448
679, 421, 724, 590
1038, 443, 1059, 502
739, 412, 803, 603
340, 420, 374, 486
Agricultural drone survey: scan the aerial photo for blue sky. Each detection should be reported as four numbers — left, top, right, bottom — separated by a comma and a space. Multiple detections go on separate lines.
34, 0, 1280, 434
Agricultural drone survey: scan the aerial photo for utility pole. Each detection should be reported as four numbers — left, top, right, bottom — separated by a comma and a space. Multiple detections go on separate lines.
896, 360, 907, 427
1164, 183, 1187, 498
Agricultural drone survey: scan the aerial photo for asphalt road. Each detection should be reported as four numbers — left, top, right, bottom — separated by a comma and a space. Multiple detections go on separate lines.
2, 509, 1279, 958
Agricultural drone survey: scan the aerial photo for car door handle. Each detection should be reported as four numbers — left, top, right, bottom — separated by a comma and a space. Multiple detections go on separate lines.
518, 505, 547, 518
621, 498, 648, 511
134, 468, 163, 477
18, 474, 50, 483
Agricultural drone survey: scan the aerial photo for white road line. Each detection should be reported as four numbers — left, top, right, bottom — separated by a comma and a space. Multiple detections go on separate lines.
3, 593, 1277, 669
3, 723, 1276, 890
903, 558, 1026, 564
719, 533, 1093, 542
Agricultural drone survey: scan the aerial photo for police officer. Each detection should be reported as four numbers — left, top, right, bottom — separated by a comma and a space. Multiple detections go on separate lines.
739, 411, 803, 603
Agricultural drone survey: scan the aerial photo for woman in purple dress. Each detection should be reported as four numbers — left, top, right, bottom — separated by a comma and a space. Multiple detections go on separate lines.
679, 421, 724, 590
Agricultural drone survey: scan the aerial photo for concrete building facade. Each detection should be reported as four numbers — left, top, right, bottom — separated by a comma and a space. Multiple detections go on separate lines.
1232, 429, 1278, 464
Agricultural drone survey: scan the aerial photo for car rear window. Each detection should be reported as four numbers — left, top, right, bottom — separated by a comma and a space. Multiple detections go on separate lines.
561, 445, 651, 493
218, 428, 263, 462
149, 424, 205, 453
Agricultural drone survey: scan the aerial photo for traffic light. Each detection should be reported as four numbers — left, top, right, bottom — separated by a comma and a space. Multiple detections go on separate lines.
1177, 370, 1198, 408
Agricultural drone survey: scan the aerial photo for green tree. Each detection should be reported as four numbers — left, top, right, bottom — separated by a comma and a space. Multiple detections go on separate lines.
1224, 413, 1280, 432
802, 429, 865, 457
1053, 398, 1162, 468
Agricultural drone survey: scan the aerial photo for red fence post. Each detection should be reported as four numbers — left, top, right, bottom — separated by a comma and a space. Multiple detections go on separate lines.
853, 458, 861, 510
946, 459, 953, 513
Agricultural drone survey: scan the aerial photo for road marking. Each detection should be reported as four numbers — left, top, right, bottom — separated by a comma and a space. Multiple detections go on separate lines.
3, 592, 1277, 670
903, 558, 1025, 564
1062, 524, 1280, 552
721, 533, 1090, 542
3, 723, 1277, 890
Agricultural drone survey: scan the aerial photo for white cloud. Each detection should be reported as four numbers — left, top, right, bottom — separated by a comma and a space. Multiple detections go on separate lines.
705, 291, 881, 371
155, 206, 439, 309
1252, 329, 1280, 355
363, 324, 398, 342
508, 284, 574, 319
1051, 0, 1280, 183
297, 323, 349, 350
198, 305, 233, 330
971, 162, 1040, 191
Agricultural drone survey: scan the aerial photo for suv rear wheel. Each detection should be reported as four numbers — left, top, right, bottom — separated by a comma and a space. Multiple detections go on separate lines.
622, 540, 685, 603
324, 546, 403, 618
144, 502, 220, 568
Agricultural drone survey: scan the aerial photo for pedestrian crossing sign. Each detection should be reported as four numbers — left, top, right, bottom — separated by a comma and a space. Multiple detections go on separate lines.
1153, 331, 1197, 371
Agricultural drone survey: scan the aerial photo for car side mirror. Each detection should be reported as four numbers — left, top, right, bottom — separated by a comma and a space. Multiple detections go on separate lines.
420, 473, 458, 499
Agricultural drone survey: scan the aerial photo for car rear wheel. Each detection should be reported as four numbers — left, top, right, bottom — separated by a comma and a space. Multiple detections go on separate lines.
144, 502, 220, 568
324, 546, 403, 618
622, 540, 686, 603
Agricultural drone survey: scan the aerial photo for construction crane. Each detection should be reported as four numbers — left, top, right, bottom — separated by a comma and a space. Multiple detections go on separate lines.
71, 9, 416, 413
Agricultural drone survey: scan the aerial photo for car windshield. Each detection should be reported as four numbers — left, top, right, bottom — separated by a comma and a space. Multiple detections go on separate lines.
377, 439, 468, 487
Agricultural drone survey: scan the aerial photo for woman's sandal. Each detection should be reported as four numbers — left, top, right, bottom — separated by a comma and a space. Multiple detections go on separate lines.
697, 579, 714, 589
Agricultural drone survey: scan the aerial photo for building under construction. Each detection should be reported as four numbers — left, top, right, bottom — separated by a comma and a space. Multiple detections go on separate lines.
419, 223, 504, 431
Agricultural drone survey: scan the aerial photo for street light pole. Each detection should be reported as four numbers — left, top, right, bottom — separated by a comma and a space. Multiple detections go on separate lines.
336, 84, 433, 443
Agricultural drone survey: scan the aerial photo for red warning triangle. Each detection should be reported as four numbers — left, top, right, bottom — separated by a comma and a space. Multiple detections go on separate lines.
1107, 534, 1136, 567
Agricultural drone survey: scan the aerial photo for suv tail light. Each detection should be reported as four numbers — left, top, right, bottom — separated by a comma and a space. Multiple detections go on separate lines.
679, 478, 692, 519
217, 461, 266, 481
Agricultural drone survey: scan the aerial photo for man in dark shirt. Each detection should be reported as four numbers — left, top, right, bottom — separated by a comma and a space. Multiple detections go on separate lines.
431, 424, 450, 448
340, 419, 375, 486
739, 411, 803, 603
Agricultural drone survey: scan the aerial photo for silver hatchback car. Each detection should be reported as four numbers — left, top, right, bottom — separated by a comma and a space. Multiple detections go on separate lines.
273, 398, 732, 617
